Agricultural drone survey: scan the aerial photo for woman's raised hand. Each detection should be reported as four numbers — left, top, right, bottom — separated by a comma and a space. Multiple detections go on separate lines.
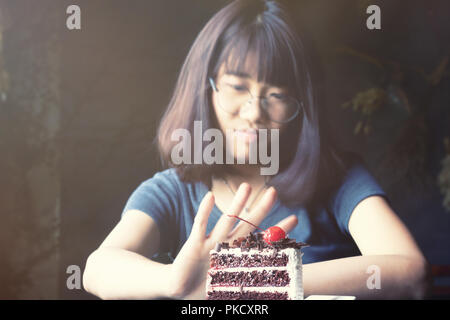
168, 183, 298, 299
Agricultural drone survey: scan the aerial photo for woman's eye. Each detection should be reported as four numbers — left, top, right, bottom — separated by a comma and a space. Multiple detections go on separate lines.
228, 84, 247, 91
270, 93, 287, 100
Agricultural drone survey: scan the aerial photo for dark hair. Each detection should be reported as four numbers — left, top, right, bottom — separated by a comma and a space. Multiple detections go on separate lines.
156, 0, 353, 207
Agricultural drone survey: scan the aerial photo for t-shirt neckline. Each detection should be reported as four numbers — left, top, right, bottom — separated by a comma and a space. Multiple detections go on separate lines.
197, 180, 281, 219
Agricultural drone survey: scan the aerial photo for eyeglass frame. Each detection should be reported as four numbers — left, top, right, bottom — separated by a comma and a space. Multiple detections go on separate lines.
208, 77, 302, 124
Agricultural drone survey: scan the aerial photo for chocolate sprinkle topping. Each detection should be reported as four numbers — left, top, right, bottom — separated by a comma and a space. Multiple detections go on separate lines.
218, 232, 308, 251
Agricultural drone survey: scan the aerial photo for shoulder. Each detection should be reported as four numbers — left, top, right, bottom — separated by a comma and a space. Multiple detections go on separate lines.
329, 162, 387, 235
138, 168, 183, 190
144, 167, 179, 182
129, 167, 204, 207
336, 163, 384, 197
123, 168, 185, 211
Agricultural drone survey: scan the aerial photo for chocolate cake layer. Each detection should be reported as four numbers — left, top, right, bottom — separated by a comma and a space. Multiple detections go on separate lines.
209, 270, 290, 287
210, 253, 289, 268
207, 290, 289, 300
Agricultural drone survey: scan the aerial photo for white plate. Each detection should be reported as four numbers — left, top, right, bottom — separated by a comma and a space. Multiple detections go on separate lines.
305, 295, 356, 300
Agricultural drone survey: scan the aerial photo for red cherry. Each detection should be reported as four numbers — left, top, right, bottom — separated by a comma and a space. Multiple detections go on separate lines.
263, 226, 286, 244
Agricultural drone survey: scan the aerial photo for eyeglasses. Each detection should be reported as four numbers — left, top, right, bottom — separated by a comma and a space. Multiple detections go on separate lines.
209, 77, 302, 124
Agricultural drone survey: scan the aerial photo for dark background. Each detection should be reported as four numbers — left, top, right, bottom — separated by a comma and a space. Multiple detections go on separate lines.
0, 0, 449, 299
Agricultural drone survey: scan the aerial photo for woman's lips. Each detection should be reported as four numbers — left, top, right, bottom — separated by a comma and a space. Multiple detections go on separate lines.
234, 129, 258, 143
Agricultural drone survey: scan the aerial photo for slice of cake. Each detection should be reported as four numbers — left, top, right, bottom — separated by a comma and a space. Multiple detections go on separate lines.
206, 232, 307, 300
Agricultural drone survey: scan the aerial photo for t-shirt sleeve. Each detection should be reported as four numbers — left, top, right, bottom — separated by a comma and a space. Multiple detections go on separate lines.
121, 169, 180, 255
330, 164, 388, 236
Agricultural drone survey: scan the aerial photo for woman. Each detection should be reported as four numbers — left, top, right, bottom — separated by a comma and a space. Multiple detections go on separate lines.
82, 0, 429, 299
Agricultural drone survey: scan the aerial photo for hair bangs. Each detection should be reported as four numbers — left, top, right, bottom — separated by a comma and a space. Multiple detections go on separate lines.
214, 24, 299, 94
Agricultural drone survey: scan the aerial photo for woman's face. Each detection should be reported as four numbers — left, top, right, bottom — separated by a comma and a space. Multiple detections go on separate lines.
211, 61, 290, 163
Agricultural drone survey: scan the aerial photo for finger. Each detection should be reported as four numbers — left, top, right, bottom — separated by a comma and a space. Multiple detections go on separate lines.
229, 186, 278, 238
274, 214, 298, 234
209, 183, 251, 242
190, 192, 215, 241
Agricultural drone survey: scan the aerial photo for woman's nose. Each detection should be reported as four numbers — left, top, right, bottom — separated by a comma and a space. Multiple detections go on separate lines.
240, 95, 264, 122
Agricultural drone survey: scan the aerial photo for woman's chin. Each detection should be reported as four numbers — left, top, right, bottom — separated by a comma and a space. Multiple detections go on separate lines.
224, 136, 273, 163
233, 146, 256, 164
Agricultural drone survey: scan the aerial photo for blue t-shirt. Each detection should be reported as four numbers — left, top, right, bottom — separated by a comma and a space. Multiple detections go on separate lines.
121, 164, 387, 264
